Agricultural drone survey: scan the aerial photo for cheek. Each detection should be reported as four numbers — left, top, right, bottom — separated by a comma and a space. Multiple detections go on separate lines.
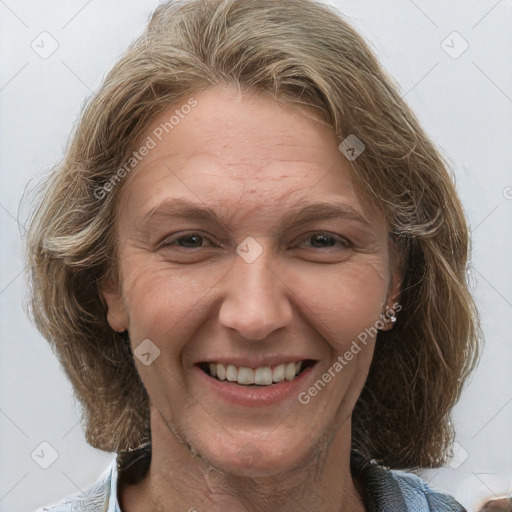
119, 255, 225, 346
284, 258, 389, 351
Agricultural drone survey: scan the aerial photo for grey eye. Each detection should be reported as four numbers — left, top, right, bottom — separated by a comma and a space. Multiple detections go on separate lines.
175, 234, 204, 247
309, 233, 337, 248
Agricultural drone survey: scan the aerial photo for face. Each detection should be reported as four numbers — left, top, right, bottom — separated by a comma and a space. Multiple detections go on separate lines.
102, 86, 400, 477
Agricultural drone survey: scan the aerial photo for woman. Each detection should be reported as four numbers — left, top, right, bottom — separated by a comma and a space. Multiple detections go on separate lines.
27, 0, 480, 510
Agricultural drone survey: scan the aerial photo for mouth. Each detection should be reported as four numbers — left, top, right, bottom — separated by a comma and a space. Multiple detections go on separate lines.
197, 360, 316, 386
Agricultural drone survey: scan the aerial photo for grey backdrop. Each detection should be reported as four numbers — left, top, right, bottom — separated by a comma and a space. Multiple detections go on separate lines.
1, 1, 511, 511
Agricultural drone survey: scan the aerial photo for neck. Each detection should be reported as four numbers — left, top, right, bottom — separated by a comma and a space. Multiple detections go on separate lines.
119, 412, 365, 512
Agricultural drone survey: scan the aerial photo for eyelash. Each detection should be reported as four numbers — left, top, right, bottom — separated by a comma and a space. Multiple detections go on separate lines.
158, 231, 352, 251
299, 231, 351, 250
158, 232, 217, 249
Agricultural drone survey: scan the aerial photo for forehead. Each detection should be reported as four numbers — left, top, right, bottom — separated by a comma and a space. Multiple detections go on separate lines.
119, 86, 381, 225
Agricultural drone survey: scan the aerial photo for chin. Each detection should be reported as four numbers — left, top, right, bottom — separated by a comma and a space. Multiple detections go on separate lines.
196, 432, 322, 478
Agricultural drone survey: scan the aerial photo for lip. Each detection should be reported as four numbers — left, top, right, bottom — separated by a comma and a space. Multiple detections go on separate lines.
194, 361, 316, 407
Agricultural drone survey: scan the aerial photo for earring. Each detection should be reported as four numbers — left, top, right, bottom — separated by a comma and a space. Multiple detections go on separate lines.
380, 307, 397, 324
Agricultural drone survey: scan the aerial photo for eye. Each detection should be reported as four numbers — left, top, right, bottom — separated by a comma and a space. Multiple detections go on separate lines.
174, 234, 206, 248
158, 232, 215, 249
301, 232, 351, 250
156, 231, 221, 264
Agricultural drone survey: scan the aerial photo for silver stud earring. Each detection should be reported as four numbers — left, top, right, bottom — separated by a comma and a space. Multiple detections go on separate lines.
381, 307, 397, 323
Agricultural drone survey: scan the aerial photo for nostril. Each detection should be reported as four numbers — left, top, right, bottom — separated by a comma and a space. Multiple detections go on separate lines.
217, 287, 294, 341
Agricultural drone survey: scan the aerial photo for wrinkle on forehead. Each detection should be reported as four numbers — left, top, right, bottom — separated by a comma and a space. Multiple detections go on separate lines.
119, 85, 387, 244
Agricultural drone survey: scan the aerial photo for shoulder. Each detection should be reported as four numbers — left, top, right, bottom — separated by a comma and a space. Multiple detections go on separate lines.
352, 452, 466, 512
389, 469, 466, 511
34, 459, 119, 512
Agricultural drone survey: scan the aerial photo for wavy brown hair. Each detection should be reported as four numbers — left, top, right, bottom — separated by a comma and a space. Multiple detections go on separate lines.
26, 0, 480, 469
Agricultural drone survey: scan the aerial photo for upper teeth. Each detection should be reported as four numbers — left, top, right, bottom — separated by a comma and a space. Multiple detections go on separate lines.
208, 362, 303, 386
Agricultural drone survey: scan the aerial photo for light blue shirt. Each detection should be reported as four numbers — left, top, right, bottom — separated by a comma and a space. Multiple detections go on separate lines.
38, 460, 120, 512
37, 455, 466, 511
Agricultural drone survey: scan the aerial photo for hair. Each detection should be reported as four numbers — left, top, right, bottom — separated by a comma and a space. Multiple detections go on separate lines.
26, 0, 480, 469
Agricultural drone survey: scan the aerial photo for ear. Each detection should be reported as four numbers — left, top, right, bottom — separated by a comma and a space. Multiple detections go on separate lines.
379, 269, 402, 332
100, 277, 128, 333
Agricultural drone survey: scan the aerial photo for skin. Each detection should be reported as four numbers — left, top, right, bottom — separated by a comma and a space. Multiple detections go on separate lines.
479, 498, 512, 512
102, 86, 401, 512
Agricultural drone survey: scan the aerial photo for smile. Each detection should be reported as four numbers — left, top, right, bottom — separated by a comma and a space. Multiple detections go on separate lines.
198, 360, 315, 386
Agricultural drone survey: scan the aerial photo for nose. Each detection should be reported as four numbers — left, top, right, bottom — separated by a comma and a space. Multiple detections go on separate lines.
218, 249, 294, 340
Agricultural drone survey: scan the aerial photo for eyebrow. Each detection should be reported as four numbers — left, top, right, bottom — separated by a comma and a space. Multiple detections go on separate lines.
143, 198, 222, 224
141, 197, 372, 234
279, 202, 371, 229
